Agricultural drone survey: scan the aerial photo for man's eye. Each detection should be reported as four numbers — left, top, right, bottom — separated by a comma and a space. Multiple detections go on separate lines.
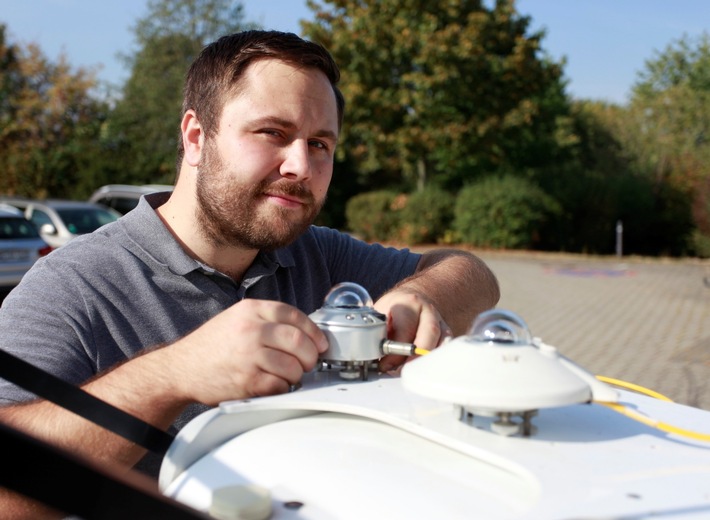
309, 140, 328, 150
255, 128, 283, 139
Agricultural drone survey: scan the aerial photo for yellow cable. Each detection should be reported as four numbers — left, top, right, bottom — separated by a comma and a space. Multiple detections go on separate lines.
597, 401, 710, 442
596, 375, 674, 402
414, 347, 431, 356
594, 375, 710, 441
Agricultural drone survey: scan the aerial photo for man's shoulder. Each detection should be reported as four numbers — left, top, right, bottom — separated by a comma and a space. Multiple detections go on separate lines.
46, 200, 169, 266
294, 225, 356, 246
24, 208, 160, 289
47, 218, 129, 262
281, 226, 358, 257
284, 226, 419, 266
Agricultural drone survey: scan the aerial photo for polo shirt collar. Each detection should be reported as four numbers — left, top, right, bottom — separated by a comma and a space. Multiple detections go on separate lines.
121, 192, 296, 278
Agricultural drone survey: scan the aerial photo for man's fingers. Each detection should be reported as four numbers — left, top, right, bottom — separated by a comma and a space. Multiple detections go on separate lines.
378, 354, 406, 373
254, 347, 307, 386
253, 301, 329, 354
259, 321, 323, 370
406, 300, 452, 351
247, 369, 292, 397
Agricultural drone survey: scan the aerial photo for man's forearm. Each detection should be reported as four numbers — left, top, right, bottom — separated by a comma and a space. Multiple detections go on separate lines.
0, 344, 187, 469
396, 249, 500, 335
0, 345, 191, 518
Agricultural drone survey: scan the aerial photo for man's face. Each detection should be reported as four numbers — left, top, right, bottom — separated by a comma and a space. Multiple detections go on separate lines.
195, 59, 339, 251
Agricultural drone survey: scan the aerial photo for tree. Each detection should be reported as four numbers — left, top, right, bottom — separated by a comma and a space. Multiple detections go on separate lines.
624, 33, 710, 255
0, 24, 108, 199
104, 0, 255, 185
0, 25, 22, 129
106, 32, 198, 184
631, 33, 710, 190
301, 0, 568, 192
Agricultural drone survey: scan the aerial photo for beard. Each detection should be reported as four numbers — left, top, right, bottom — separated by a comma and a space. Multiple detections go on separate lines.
195, 139, 326, 251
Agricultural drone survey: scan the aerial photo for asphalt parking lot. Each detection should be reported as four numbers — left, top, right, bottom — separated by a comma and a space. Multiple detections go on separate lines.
476, 250, 710, 411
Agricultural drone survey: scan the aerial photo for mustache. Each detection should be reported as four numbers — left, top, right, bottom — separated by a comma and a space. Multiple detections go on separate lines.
261, 180, 316, 204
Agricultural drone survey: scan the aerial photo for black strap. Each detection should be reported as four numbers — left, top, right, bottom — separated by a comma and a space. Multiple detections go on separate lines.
0, 421, 207, 519
0, 348, 174, 455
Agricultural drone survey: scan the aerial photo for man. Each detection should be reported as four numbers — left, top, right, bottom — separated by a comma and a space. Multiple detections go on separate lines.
0, 30, 499, 517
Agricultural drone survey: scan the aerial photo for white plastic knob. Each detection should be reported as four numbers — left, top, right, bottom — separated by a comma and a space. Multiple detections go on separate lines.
209, 484, 272, 520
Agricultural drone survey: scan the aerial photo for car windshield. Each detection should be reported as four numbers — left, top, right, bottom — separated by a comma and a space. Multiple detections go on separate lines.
56, 208, 119, 235
0, 217, 41, 239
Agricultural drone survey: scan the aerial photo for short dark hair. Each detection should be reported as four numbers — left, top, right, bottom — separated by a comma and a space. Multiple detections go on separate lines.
178, 30, 345, 160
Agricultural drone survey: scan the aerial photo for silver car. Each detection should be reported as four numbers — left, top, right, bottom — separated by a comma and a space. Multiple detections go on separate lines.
0, 207, 52, 288
0, 198, 121, 248
89, 184, 173, 215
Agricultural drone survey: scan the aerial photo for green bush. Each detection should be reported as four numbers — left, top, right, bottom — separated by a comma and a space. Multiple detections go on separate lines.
397, 186, 455, 244
690, 230, 710, 258
345, 190, 401, 242
453, 175, 562, 249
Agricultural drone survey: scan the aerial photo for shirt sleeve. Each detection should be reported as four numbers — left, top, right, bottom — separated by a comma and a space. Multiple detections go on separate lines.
0, 253, 97, 404
309, 226, 421, 302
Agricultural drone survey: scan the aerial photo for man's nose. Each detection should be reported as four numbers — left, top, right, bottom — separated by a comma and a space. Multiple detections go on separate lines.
280, 140, 312, 180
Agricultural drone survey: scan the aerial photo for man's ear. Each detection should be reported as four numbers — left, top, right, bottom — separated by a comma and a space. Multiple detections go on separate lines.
181, 110, 203, 167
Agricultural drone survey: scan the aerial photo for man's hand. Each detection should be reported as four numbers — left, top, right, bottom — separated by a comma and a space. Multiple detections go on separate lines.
168, 299, 330, 405
374, 289, 453, 373
373, 248, 499, 373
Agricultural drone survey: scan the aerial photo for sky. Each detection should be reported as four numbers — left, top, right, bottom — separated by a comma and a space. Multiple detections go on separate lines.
1, 1, 709, 105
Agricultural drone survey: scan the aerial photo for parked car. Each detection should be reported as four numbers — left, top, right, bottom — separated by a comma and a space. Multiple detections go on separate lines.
0, 198, 121, 249
88, 184, 173, 215
0, 206, 52, 288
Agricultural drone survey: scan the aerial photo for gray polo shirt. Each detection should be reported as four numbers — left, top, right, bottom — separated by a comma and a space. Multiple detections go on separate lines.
0, 191, 419, 423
